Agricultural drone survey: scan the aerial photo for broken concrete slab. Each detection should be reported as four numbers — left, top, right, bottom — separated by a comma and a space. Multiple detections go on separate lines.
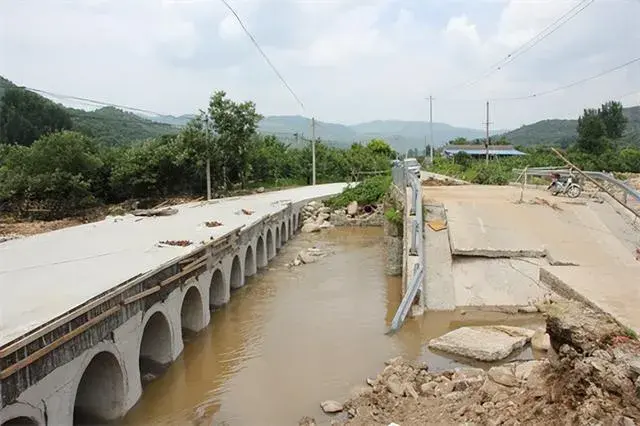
452, 257, 550, 307
423, 202, 456, 310
428, 325, 535, 362
540, 266, 640, 333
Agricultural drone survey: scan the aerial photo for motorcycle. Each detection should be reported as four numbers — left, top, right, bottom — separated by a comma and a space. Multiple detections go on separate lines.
547, 171, 582, 198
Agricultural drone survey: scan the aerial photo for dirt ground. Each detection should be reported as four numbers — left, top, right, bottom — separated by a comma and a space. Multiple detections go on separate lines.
302, 300, 640, 426
0, 185, 301, 239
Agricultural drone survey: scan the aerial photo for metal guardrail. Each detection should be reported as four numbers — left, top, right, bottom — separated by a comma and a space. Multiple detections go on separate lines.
514, 167, 640, 203
389, 166, 425, 333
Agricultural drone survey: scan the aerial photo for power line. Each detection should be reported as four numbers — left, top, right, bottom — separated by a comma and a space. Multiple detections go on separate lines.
438, 0, 595, 97
492, 56, 640, 101
218, 0, 305, 111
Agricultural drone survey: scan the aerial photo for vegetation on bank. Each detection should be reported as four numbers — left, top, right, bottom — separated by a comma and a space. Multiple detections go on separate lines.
325, 175, 392, 209
430, 101, 640, 184
0, 88, 395, 219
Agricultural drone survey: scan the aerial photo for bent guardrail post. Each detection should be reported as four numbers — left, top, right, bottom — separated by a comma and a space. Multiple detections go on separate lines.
388, 166, 426, 334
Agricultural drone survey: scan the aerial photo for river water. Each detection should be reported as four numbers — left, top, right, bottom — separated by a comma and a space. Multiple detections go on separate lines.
122, 227, 542, 426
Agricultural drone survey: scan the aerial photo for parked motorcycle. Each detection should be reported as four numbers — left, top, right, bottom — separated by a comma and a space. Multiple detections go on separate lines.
547, 171, 582, 198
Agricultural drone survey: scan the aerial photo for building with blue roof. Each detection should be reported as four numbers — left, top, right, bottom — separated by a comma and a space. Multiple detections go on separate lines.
442, 144, 526, 158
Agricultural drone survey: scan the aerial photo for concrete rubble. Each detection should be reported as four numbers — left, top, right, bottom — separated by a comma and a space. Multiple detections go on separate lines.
307, 299, 640, 426
428, 325, 536, 361
289, 245, 334, 267
301, 200, 384, 229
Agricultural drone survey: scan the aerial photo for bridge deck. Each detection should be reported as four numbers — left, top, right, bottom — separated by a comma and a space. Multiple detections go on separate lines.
0, 184, 346, 346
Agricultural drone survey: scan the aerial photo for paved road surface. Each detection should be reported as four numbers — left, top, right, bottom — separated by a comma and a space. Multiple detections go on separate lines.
423, 185, 640, 330
0, 184, 346, 346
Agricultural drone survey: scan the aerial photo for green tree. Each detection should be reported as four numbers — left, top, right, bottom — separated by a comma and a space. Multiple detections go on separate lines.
0, 131, 102, 217
449, 137, 468, 145
599, 101, 627, 139
366, 138, 394, 158
0, 88, 73, 146
576, 108, 609, 155
207, 91, 263, 188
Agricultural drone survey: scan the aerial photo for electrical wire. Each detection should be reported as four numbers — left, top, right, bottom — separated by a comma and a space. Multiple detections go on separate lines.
491, 56, 640, 101
218, 0, 305, 111
438, 0, 595, 97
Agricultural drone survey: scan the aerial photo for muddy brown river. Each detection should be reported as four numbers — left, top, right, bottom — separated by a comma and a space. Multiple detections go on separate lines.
122, 227, 542, 426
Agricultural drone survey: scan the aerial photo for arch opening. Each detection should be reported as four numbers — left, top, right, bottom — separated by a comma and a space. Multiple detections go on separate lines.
230, 255, 243, 289
297, 212, 302, 230
244, 245, 255, 278
281, 222, 287, 244
266, 229, 275, 260
289, 217, 293, 238
2, 417, 38, 426
139, 311, 173, 385
275, 227, 281, 250
73, 351, 125, 425
256, 236, 267, 268
181, 286, 205, 336
209, 269, 226, 309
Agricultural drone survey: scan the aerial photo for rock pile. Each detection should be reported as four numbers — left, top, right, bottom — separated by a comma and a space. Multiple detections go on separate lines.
300, 200, 384, 231
312, 300, 640, 426
289, 245, 333, 267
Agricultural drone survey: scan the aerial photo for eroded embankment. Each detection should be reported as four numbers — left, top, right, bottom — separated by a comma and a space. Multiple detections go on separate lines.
303, 299, 640, 426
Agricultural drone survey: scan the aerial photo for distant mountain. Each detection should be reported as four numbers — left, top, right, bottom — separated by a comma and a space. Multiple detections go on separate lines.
502, 106, 640, 147
255, 115, 500, 152
143, 113, 196, 127
69, 107, 178, 146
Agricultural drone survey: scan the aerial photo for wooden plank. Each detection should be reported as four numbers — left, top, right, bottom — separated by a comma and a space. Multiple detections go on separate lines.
122, 286, 161, 305
0, 306, 121, 379
159, 257, 208, 287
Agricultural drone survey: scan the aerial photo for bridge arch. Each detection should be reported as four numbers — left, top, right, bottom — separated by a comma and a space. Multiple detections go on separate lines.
180, 285, 206, 334
244, 244, 256, 277
0, 402, 44, 426
266, 229, 275, 260
73, 349, 126, 424
281, 221, 287, 244
139, 308, 173, 384
209, 268, 227, 308
275, 226, 281, 250
256, 235, 267, 268
297, 212, 302, 230
289, 217, 293, 239
230, 254, 243, 289
1, 417, 39, 426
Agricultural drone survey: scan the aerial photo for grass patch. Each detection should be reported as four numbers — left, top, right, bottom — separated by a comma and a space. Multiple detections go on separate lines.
325, 175, 391, 208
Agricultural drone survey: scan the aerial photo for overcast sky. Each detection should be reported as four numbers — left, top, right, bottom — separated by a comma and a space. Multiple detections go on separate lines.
1, 0, 639, 130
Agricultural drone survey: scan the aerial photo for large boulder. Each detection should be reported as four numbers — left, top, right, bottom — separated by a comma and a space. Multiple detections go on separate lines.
320, 400, 343, 413
301, 223, 321, 233
347, 201, 358, 216
428, 326, 535, 361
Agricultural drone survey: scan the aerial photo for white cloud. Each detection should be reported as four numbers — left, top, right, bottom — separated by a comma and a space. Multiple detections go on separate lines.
0, 0, 639, 131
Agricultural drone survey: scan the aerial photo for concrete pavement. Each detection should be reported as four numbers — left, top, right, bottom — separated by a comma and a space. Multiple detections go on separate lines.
0, 183, 347, 346
422, 185, 640, 331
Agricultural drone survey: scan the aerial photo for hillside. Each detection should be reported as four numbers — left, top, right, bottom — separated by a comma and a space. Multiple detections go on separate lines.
69, 107, 177, 146
0, 76, 178, 146
502, 106, 640, 147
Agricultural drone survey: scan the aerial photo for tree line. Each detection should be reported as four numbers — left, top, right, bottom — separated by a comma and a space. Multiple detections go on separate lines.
0, 89, 394, 219
431, 100, 640, 184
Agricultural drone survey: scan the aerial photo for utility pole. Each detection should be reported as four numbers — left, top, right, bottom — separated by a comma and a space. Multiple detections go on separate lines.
311, 117, 316, 186
484, 101, 491, 165
200, 109, 212, 200
429, 95, 434, 164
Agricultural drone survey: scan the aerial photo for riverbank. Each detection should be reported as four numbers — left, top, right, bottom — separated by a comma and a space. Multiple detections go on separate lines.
305, 299, 640, 425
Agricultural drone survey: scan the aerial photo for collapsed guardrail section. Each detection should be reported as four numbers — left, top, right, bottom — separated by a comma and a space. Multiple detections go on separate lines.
389, 165, 425, 333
